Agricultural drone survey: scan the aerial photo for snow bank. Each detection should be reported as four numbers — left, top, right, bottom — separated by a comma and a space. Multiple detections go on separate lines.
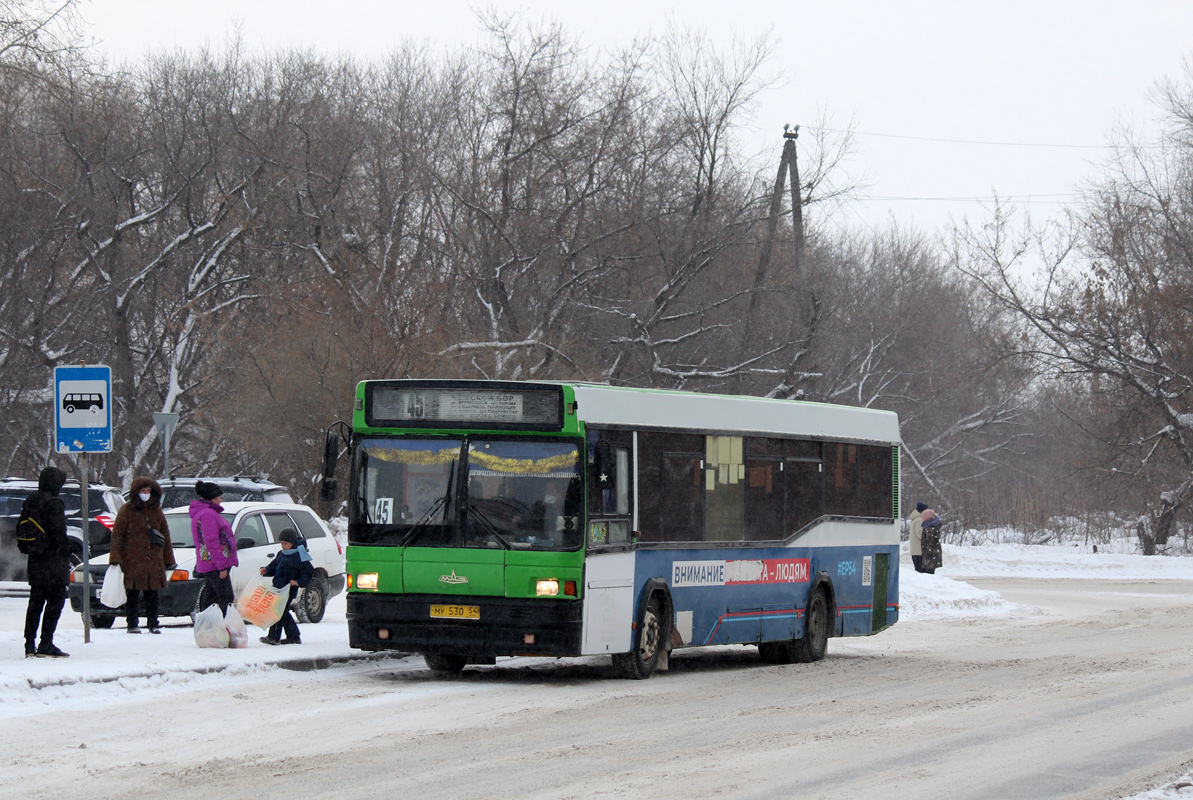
1122, 773, 1193, 800
0, 591, 399, 718
898, 566, 1020, 618
934, 542, 1193, 581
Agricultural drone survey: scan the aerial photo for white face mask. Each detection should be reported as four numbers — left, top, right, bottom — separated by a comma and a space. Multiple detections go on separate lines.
138, 491, 151, 502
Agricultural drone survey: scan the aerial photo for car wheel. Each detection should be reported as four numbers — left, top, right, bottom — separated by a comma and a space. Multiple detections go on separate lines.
295, 573, 328, 624
65, 404, 75, 413
90, 614, 115, 629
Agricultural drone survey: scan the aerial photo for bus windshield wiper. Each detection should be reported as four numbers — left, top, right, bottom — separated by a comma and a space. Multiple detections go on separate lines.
398, 496, 447, 547
464, 502, 512, 550
399, 458, 456, 547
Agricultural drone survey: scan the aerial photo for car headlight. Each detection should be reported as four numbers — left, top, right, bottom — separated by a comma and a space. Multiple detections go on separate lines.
535, 579, 559, 597
355, 573, 379, 591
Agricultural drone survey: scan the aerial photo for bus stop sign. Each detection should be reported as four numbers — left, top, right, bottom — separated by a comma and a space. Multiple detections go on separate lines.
55, 365, 112, 453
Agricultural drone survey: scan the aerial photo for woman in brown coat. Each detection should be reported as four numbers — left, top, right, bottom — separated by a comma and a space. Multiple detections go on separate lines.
109, 477, 176, 633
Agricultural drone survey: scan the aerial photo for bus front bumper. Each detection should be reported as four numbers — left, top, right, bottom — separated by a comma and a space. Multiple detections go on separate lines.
347, 592, 583, 658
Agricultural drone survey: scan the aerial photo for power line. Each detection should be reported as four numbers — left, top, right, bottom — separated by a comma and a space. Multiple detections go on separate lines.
856, 193, 1079, 204
808, 126, 1113, 150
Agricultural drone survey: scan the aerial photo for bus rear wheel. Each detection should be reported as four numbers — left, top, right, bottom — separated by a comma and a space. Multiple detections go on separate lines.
424, 653, 467, 675
791, 589, 830, 663
613, 594, 664, 679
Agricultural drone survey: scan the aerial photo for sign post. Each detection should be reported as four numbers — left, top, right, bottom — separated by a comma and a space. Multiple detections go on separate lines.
153, 412, 180, 478
54, 364, 112, 645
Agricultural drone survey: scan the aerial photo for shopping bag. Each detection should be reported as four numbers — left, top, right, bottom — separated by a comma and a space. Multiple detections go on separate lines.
100, 564, 127, 608
236, 574, 289, 629
224, 605, 249, 649
194, 604, 230, 648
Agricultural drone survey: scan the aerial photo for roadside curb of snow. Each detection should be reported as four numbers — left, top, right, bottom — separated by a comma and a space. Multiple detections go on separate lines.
8, 650, 411, 691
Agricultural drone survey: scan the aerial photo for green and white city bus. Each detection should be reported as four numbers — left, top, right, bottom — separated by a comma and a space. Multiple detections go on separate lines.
329, 379, 901, 678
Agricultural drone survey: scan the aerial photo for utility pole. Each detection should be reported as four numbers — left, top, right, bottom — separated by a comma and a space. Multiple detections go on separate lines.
750, 125, 805, 318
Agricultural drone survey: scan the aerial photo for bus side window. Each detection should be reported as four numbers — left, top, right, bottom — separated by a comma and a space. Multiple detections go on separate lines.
745, 436, 785, 540
825, 442, 858, 515
786, 439, 824, 532
857, 444, 894, 518
612, 446, 629, 514
587, 432, 633, 546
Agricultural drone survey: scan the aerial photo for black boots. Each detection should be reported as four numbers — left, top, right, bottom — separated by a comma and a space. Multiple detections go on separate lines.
35, 642, 69, 658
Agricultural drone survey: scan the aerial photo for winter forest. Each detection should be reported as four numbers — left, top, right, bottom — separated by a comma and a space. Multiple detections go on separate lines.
4, 2, 1193, 554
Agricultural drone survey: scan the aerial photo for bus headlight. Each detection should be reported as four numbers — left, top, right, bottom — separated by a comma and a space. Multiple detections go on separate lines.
535, 579, 559, 597
356, 573, 379, 591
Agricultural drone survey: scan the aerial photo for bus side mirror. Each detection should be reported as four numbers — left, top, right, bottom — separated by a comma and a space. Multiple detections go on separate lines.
321, 430, 340, 501
593, 440, 615, 490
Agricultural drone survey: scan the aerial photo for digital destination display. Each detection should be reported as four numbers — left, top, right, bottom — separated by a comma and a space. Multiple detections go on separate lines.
367, 384, 563, 429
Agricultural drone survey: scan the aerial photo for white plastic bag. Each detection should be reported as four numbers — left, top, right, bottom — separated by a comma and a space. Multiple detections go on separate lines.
194, 604, 230, 648
100, 564, 127, 608
224, 605, 249, 649
236, 574, 289, 629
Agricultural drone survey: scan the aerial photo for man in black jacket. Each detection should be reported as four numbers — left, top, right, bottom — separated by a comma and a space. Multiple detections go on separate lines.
23, 466, 71, 657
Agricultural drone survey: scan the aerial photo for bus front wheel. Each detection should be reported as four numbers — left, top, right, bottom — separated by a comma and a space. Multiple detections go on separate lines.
613, 594, 664, 679
424, 653, 467, 675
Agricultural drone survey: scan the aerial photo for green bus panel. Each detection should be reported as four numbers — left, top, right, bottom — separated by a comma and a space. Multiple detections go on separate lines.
503, 549, 584, 599
348, 545, 585, 599
346, 545, 405, 594
352, 382, 584, 437
403, 547, 506, 596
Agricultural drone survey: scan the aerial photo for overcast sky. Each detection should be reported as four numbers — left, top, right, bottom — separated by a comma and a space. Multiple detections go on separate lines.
79, 0, 1193, 237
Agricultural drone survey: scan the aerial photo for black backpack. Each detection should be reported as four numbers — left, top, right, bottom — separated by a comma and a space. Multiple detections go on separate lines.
15, 493, 50, 556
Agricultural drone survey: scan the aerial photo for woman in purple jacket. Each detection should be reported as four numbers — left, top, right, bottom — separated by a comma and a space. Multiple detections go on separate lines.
190, 481, 238, 613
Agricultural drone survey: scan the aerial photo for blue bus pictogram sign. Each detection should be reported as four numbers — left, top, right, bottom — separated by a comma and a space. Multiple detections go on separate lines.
54, 365, 112, 453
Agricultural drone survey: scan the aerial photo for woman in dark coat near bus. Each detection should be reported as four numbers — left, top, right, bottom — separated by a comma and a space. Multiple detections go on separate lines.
109, 477, 176, 633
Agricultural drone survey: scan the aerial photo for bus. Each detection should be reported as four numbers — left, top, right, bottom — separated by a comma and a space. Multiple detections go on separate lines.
329, 379, 901, 679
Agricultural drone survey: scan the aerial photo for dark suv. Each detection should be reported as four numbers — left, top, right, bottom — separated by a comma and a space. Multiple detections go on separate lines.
157, 476, 294, 511
0, 479, 123, 580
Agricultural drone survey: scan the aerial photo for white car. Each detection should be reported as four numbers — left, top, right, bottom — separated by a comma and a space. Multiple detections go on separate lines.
69, 501, 345, 626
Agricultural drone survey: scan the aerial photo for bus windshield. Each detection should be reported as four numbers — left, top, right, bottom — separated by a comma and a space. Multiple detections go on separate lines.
351, 437, 583, 550
463, 440, 582, 550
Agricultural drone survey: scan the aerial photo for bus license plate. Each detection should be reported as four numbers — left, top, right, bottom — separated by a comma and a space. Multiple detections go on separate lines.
430, 604, 480, 620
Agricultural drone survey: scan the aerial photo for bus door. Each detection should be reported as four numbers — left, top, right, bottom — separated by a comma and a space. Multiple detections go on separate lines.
581, 433, 635, 655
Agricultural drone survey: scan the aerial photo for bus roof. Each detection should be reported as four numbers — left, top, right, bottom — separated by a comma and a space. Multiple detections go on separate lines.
571, 383, 899, 444
354, 379, 900, 444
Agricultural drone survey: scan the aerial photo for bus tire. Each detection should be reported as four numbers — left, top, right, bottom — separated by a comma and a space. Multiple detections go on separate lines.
424, 653, 467, 675
791, 588, 830, 663
613, 594, 664, 679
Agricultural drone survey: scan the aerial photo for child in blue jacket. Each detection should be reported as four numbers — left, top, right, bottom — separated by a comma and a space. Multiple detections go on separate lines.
259, 528, 315, 645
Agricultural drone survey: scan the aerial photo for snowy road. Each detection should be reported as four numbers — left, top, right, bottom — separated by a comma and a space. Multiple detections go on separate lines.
2, 557, 1192, 798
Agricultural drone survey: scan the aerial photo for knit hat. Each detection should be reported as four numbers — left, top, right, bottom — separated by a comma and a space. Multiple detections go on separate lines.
195, 481, 222, 501
915, 501, 928, 512
278, 528, 298, 545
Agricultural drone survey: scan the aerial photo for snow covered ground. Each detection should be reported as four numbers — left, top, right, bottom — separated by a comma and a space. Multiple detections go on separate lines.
2, 542, 1192, 797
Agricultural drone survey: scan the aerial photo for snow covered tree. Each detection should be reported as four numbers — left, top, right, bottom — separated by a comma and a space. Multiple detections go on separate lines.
958, 65, 1193, 552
